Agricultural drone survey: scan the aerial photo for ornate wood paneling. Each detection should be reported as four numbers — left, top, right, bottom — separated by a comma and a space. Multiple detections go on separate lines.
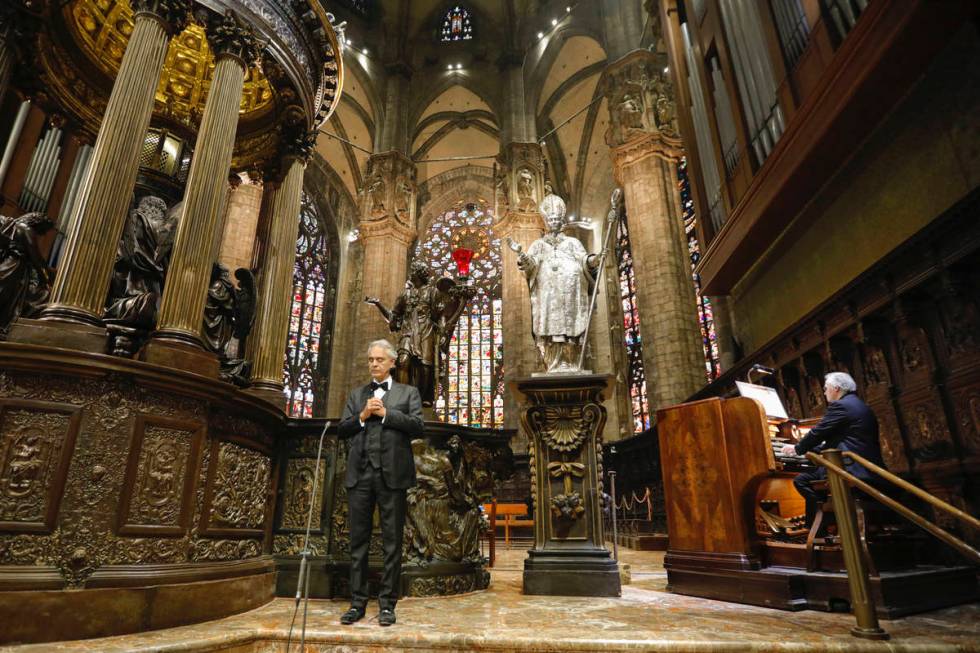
200, 440, 272, 539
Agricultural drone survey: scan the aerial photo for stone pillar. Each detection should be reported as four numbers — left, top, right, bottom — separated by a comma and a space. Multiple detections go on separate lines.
349, 151, 418, 385
494, 143, 546, 447
37, 1, 191, 331
142, 11, 260, 375
606, 50, 705, 410
247, 133, 315, 406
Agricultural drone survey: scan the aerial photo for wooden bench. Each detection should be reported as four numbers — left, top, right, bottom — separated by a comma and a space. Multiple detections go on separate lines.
484, 502, 534, 547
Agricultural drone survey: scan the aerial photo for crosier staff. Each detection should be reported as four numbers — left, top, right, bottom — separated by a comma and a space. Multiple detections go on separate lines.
576, 188, 623, 371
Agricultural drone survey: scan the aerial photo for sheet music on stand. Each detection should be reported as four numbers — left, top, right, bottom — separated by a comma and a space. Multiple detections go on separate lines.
735, 381, 788, 419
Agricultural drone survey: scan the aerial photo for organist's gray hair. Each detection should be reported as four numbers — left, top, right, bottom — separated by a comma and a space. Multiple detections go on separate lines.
367, 339, 397, 360
824, 372, 857, 394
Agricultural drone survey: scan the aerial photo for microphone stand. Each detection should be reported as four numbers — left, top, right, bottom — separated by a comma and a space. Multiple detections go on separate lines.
286, 419, 331, 653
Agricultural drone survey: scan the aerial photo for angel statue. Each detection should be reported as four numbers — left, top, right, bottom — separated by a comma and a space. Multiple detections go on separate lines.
366, 261, 475, 408
204, 263, 257, 386
512, 187, 601, 373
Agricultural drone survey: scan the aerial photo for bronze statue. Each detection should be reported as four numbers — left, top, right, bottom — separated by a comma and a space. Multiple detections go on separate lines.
104, 196, 178, 355
0, 212, 55, 337
204, 263, 257, 386
365, 261, 475, 407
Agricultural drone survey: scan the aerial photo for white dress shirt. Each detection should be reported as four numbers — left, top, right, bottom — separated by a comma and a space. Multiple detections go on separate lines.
360, 375, 391, 426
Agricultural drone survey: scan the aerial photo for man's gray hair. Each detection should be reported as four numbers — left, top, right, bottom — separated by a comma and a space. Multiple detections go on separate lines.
367, 339, 397, 360
825, 371, 857, 394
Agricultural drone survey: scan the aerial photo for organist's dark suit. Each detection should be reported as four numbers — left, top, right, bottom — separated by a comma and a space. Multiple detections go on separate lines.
338, 378, 423, 612
792, 391, 884, 525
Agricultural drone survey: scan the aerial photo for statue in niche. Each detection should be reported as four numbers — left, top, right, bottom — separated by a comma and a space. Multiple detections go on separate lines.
365, 262, 475, 407
0, 211, 55, 337
510, 187, 599, 373
394, 175, 414, 223
366, 173, 386, 217
516, 167, 536, 211
863, 346, 890, 387
618, 94, 645, 135
656, 93, 678, 136
203, 263, 257, 386
104, 196, 178, 355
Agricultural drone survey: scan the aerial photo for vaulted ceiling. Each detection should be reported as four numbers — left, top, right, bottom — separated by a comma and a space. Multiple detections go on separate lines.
316, 0, 630, 221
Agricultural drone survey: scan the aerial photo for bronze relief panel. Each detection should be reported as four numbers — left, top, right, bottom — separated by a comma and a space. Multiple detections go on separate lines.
117, 414, 204, 536
0, 399, 82, 533
200, 440, 271, 538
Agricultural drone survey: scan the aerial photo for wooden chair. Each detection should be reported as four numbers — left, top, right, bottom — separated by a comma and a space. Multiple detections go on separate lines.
489, 503, 535, 547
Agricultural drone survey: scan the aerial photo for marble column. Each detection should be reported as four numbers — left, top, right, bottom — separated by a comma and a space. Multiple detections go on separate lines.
494, 143, 546, 448
348, 152, 418, 384
247, 134, 315, 406
606, 50, 706, 410
37, 1, 191, 330
142, 11, 259, 375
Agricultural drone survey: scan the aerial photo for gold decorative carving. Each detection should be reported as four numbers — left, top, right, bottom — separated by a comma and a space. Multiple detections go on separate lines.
66, 1, 273, 125
528, 404, 598, 453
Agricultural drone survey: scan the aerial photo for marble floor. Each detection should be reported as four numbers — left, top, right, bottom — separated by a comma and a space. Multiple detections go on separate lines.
4, 545, 978, 653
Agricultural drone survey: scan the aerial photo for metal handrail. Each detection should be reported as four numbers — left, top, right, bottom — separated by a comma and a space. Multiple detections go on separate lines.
808, 452, 980, 564
842, 451, 980, 534
806, 448, 980, 640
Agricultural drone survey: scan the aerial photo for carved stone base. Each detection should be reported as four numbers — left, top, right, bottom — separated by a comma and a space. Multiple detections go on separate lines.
139, 338, 220, 378
523, 549, 621, 596
6, 317, 107, 353
515, 373, 621, 597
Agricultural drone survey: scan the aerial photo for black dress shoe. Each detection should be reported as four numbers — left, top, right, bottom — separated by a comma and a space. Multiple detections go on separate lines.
378, 608, 396, 626
340, 607, 365, 624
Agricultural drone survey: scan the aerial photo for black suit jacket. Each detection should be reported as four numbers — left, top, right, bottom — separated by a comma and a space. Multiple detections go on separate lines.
794, 392, 884, 480
338, 380, 424, 489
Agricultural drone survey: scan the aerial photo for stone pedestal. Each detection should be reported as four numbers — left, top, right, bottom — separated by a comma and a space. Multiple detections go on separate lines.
516, 373, 620, 596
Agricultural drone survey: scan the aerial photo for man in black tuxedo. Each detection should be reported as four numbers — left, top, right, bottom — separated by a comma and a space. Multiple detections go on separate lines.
781, 371, 885, 527
338, 339, 423, 626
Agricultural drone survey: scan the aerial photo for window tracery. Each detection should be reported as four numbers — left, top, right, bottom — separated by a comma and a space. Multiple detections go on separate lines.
414, 201, 502, 428
284, 191, 336, 418
615, 207, 651, 432
679, 158, 721, 380
441, 5, 474, 41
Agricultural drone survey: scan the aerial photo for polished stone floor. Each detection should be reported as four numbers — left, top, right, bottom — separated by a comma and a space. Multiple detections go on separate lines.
4, 545, 979, 652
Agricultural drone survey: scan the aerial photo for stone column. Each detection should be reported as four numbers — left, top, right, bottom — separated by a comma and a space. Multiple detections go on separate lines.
247, 133, 315, 406
142, 11, 260, 375
606, 50, 705, 410
494, 143, 546, 448
36, 1, 191, 333
348, 151, 418, 386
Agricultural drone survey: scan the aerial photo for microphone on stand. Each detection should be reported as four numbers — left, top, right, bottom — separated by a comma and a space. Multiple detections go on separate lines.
286, 419, 331, 653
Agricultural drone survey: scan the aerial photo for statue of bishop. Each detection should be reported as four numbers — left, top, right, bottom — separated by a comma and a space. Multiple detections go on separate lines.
517, 185, 599, 373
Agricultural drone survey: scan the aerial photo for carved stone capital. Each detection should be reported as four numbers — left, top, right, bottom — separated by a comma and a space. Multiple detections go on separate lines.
281, 127, 317, 164
610, 131, 683, 180
603, 49, 678, 147
360, 151, 418, 231
357, 215, 417, 246
131, 0, 193, 37
203, 10, 262, 67
494, 209, 543, 239
495, 142, 547, 214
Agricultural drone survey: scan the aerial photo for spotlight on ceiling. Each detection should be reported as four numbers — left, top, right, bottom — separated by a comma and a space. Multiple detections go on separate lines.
551, 18, 558, 26
447, 64, 454, 71
456, 63, 463, 70
566, 6, 572, 12
537, 31, 544, 39
663, 66, 669, 73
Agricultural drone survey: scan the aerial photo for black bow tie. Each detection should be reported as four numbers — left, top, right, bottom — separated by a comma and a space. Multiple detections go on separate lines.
370, 381, 389, 392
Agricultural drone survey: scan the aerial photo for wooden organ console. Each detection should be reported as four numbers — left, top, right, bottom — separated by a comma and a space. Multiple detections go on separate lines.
656, 395, 977, 616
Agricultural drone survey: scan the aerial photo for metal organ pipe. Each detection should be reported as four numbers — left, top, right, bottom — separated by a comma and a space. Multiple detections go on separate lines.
0, 99, 30, 187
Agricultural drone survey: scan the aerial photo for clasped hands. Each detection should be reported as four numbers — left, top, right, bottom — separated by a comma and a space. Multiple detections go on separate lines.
359, 397, 386, 422
779, 444, 797, 457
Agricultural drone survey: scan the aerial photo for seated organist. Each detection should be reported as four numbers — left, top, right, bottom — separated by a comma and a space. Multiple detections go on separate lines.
780, 372, 885, 527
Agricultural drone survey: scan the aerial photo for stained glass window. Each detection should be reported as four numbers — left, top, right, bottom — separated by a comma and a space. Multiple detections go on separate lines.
284, 191, 336, 418
679, 158, 721, 380
615, 205, 651, 433
413, 201, 503, 428
441, 5, 474, 41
